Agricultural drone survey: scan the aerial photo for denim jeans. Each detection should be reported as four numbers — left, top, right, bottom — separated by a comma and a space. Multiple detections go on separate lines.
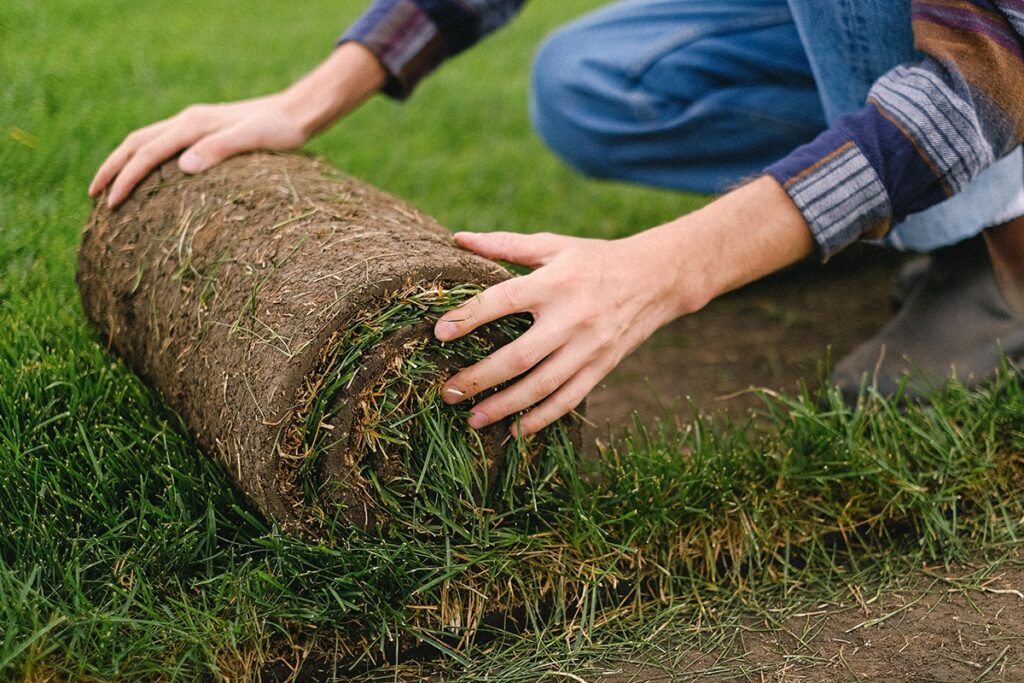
529, 0, 1024, 252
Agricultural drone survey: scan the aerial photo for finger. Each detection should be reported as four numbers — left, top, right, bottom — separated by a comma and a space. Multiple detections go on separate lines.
463, 344, 579, 426
434, 275, 538, 342
90, 145, 134, 198
442, 324, 569, 405
514, 367, 601, 436
179, 124, 255, 174
454, 231, 564, 269
107, 126, 207, 207
89, 123, 166, 197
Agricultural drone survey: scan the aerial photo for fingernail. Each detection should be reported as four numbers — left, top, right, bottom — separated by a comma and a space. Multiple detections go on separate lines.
468, 410, 489, 429
442, 386, 464, 404
179, 150, 205, 173
435, 320, 458, 341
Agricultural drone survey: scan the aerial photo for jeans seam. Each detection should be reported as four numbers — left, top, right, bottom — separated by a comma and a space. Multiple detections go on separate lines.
837, 0, 874, 89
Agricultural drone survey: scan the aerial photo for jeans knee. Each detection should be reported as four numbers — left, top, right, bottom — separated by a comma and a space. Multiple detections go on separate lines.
528, 28, 615, 178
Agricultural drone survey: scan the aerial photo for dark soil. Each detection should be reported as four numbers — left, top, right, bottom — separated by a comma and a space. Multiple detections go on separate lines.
587, 246, 906, 435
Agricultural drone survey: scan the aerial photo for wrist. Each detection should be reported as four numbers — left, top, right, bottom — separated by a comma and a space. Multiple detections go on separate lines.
622, 225, 714, 325
699, 176, 814, 296
281, 42, 387, 138
632, 176, 814, 322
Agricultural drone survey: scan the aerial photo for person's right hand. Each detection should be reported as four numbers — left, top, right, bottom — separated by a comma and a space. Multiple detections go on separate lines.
89, 94, 309, 207
89, 41, 387, 208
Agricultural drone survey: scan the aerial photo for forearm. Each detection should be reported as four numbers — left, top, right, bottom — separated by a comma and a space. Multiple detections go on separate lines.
281, 42, 387, 139
636, 175, 816, 321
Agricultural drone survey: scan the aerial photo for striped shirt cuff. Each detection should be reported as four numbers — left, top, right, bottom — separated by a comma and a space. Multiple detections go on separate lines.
766, 137, 893, 261
339, 0, 448, 99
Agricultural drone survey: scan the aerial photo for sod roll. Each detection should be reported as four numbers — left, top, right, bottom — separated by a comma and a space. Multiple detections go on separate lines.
77, 152, 559, 537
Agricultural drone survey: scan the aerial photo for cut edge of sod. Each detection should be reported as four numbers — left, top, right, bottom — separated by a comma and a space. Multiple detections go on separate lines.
276, 280, 574, 539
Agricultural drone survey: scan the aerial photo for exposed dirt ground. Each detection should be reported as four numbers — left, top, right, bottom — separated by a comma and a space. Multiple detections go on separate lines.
587, 245, 905, 434
583, 248, 1024, 681
598, 564, 1024, 682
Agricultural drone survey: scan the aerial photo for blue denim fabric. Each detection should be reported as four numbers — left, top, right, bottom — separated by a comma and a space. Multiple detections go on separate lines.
529, 0, 1024, 252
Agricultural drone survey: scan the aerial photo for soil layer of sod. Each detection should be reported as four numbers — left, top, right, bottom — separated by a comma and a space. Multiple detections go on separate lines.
76, 152, 568, 538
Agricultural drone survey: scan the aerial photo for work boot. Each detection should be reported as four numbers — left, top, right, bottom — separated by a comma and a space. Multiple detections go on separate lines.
889, 255, 930, 312
831, 235, 1024, 405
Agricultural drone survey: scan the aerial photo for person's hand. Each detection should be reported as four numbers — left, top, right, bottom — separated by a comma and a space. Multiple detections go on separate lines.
89, 94, 310, 207
434, 230, 704, 436
89, 42, 387, 208
434, 177, 818, 436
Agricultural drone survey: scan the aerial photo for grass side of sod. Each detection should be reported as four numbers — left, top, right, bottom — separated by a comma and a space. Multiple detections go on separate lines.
3, 1, 1024, 680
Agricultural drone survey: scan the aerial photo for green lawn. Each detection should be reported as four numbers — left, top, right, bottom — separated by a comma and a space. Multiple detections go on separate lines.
3, 1, 1024, 680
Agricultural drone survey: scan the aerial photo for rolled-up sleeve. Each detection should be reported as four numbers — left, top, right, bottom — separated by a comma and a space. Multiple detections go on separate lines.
340, 0, 526, 99
766, 1, 1024, 261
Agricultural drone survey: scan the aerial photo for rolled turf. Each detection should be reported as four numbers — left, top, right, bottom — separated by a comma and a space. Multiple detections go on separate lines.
77, 152, 570, 538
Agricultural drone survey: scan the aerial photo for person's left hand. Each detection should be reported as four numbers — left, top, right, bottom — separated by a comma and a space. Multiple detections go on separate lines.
435, 229, 705, 436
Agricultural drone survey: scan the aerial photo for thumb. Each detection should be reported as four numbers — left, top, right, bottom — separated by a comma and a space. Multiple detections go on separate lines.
454, 231, 564, 268
179, 128, 250, 174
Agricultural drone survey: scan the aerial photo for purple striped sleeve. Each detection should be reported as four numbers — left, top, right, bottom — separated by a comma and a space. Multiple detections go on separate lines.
765, 102, 952, 260
340, 0, 447, 99
340, 0, 525, 99
766, 133, 891, 261
768, 0, 1024, 261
